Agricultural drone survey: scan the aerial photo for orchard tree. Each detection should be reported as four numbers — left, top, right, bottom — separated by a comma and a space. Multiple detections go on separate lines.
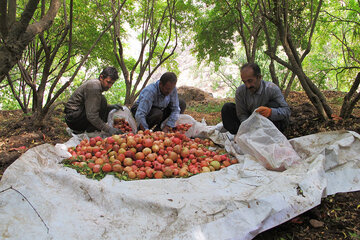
321, 0, 360, 118
100, 0, 185, 104
193, 0, 262, 66
258, 0, 333, 120
4, 0, 125, 126
0, 0, 61, 82
193, 0, 293, 89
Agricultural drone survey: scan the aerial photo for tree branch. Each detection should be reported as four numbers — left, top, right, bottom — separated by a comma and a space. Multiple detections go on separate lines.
46, 0, 72, 103
6, 73, 28, 112
25, 0, 61, 38
0, 0, 8, 39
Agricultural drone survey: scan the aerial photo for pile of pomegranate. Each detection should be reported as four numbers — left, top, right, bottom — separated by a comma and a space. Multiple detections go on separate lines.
113, 118, 133, 133
171, 123, 193, 133
63, 124, 238, 180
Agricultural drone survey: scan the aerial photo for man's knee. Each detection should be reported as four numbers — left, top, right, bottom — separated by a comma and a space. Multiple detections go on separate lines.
273, 119, 289, 133
221, 102, 239, 135
146, 108, 163, 128
221, 102, 236, 117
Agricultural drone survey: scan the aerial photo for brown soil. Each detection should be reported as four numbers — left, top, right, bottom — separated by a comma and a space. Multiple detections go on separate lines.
1, 89, 360, 239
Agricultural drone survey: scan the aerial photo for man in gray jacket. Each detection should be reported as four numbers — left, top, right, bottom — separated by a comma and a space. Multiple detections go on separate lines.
221, 63, 291, 134
64, 67, 123, 135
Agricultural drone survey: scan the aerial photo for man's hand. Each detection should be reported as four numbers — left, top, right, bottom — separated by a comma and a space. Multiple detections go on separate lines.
138, 124, 145, 131
256, 106, 272, 118
109, 104, 123, 111
108, 127, 123, 136
163, 125, 172, 133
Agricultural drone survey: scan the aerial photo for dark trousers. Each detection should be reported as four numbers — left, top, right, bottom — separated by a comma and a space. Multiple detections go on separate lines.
65, 95, 108, 133
221, 103, 241, 134
131, 98, 186, 130
221, 102, 288, 134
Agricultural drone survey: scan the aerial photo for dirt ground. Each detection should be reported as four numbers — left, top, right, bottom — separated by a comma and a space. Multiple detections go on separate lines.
0, 89, 360, 239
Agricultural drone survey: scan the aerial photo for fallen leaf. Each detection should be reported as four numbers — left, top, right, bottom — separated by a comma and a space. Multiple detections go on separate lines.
9, 146, 27, 152
290, 217, 303, 224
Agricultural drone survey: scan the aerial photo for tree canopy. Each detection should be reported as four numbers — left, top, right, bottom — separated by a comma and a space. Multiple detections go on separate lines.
0, 0, 360, 123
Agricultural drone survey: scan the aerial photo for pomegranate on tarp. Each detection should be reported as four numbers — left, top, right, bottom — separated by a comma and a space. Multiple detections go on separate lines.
62, 129, 238, 181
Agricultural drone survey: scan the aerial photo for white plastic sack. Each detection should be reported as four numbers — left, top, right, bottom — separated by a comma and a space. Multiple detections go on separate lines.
107, 106, 137, 133
65, 107, 137, 139
177, 115, 217, 139
235, 111, 301, 171
173, 114, 198, 128
160, 114, 217, 139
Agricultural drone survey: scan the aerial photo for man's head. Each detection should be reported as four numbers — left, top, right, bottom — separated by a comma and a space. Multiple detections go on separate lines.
240, 63, 262, 93
159, 72, 177, 96
99, 67, 119, 91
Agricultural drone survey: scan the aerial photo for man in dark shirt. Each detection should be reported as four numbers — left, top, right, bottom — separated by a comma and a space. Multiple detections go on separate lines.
64, 67, 123, 135
221, 63, 291, 134
131, 72, 186, 132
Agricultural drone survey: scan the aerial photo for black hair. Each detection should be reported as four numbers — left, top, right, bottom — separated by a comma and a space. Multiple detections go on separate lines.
160, 72, 177, 85
241, 63, 261, 77
99, 67, 119, 81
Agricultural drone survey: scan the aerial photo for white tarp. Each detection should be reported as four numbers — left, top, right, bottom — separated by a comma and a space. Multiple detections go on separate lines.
0, 114, 360, 240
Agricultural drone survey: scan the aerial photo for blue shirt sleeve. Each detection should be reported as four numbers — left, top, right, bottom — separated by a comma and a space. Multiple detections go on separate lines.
165, 88, 180, 128
134, 88, 155, 130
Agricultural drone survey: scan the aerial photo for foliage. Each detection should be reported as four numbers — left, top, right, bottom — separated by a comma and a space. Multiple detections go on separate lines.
206, 49, 245, 96
2, 0, 360, 120
188, 102, 224, 113
109, 0, 200, 104
192, 0, 359, 94
193, 1, 239, 66
0, 86, 22, 110
104, 80, 127, 105
208, 47, 293, 97
1, 0, 126, 115
303, 0, 360, 91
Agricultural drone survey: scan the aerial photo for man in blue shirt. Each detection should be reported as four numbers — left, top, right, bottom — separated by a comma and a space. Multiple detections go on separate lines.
221, 63, 290, 134
131, 72, 186, 132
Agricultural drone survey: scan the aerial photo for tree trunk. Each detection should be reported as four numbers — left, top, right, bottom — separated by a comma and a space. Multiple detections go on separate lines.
284, 72, 295, 100
32, 110, 46, 128
124, 79, 132, 105
259, 0, 332, 120
0, 0, 61, 83
268, 59, 279, 86
283, 42, 331, 120
340, 72, 360, 119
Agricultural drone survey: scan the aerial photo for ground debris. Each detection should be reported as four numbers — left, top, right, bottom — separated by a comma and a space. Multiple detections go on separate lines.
309, 219, 325, 228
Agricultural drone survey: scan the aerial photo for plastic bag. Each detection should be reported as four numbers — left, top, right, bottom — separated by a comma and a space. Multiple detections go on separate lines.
160, 114, 217, 139
235, 110, 301, 171
107, 106, 138, 133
